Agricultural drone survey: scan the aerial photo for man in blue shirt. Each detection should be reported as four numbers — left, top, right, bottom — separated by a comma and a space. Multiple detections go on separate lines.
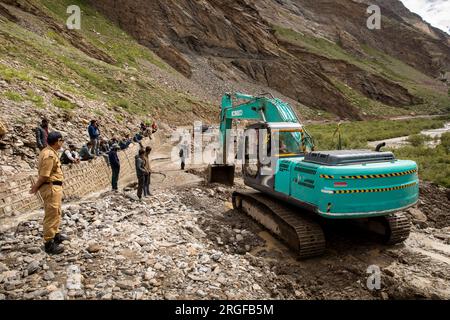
119, 136, 132, 150
88, 120, 100, 156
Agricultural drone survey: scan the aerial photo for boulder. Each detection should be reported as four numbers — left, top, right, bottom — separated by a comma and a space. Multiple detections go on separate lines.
408, 208, 427, 223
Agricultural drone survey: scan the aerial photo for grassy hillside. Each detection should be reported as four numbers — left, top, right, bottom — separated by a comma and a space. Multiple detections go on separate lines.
0, 0, 215, 125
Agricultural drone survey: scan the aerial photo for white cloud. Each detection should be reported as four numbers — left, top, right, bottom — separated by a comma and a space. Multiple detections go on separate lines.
399, 0, 450, 34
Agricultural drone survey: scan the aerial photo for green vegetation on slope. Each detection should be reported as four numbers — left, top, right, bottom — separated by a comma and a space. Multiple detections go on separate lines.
2, 88, 45, 108
52, 98, 77, 110
274, 26, 357, 64
3, 91, 24, 102
394, 133, 450, 188
331, 78, 409, 117
0, 0, 215, 124
40, 0, 168, 70
0, 64, 32, 83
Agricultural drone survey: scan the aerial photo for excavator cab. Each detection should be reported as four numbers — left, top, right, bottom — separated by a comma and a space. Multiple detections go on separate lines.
209, 121, 308, 186
242, 122, 306, 190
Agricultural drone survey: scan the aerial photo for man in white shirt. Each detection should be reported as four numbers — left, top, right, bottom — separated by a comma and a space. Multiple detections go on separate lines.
61, 143, 80, 165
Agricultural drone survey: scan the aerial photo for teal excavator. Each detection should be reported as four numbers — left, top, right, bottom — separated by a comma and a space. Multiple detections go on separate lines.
209, 93, 419, 258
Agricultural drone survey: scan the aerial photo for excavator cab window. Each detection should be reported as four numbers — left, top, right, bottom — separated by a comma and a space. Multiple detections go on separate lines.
272, 130, 305, 157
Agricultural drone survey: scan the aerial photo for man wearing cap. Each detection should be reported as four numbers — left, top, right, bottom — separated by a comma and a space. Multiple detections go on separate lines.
30, 131, 68, 255
108, 143, 121, 191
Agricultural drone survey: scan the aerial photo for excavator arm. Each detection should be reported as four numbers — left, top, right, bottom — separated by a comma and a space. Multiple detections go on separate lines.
210, 92, 315, 184
219, 93, 314, 162
219, 92, 299, 134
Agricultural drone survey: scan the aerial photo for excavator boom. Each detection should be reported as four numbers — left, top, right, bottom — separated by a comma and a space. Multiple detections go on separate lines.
209, 92, 315, 185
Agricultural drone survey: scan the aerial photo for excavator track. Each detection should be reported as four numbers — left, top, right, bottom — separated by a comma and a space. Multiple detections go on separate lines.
357, 211, 411, 245
384, 212, 411, 245
232, 190, 325, 259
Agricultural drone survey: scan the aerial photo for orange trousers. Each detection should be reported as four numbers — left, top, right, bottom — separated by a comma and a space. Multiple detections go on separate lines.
39, 184, 63, 242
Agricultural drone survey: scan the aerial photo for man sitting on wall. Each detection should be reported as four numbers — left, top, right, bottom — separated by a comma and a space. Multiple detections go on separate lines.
61, 143, 80, 165
79, 141, 95, 161
99, 138, 110, 155
119, 136, 132, 150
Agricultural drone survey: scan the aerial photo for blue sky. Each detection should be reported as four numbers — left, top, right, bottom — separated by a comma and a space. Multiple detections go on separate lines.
399, 0, 450, 34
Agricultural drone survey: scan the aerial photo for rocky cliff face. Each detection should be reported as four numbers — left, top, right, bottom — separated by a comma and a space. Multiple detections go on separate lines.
89, 0, 450, 119
0, 0, 448, 125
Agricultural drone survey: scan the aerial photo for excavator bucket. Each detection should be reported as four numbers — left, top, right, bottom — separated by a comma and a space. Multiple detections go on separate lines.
208, 164, 235, 186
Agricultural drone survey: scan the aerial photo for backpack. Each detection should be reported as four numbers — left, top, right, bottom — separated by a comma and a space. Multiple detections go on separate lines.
60, 150, 70, 164
179, 149, 184, 157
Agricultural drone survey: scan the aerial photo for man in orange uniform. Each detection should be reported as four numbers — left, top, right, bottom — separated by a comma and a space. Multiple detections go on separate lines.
30, 131, 69, 255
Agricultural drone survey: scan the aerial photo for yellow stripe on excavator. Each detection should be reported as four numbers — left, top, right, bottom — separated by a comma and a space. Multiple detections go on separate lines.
333, 182, 417, 194
319, 169, 418, 180
277, 153, 302, 157
340, 169, 418, 179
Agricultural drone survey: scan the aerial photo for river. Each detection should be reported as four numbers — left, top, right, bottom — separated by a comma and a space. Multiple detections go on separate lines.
368, 122, 450, 149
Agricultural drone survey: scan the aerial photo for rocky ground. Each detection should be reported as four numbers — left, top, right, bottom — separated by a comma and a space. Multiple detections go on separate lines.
0, 167, 449, 300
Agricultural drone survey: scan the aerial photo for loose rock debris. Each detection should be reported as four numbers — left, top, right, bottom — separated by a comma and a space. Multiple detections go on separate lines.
0, 181, 449, 300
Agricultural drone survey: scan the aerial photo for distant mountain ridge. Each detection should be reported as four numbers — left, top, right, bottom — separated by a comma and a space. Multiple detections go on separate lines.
89, 0, 450, 118
0, 0, 449, 123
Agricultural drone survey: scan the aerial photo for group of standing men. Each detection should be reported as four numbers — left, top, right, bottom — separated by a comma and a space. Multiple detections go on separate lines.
108, 143, 153, 200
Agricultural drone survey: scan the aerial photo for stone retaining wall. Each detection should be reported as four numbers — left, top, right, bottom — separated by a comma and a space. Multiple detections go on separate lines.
0, 141, 143, 224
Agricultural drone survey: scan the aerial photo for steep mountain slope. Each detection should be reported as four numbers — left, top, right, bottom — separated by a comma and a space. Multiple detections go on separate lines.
0, 0, 448, 133
0, 0, 221, 172
0, 0, 217, 129
90, 0, 450, 118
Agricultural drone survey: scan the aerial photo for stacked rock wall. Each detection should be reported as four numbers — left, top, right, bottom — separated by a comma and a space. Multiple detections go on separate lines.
0, 141, 142, 224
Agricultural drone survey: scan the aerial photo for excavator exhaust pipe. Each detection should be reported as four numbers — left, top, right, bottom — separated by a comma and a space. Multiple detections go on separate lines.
208, 164, 235, 186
